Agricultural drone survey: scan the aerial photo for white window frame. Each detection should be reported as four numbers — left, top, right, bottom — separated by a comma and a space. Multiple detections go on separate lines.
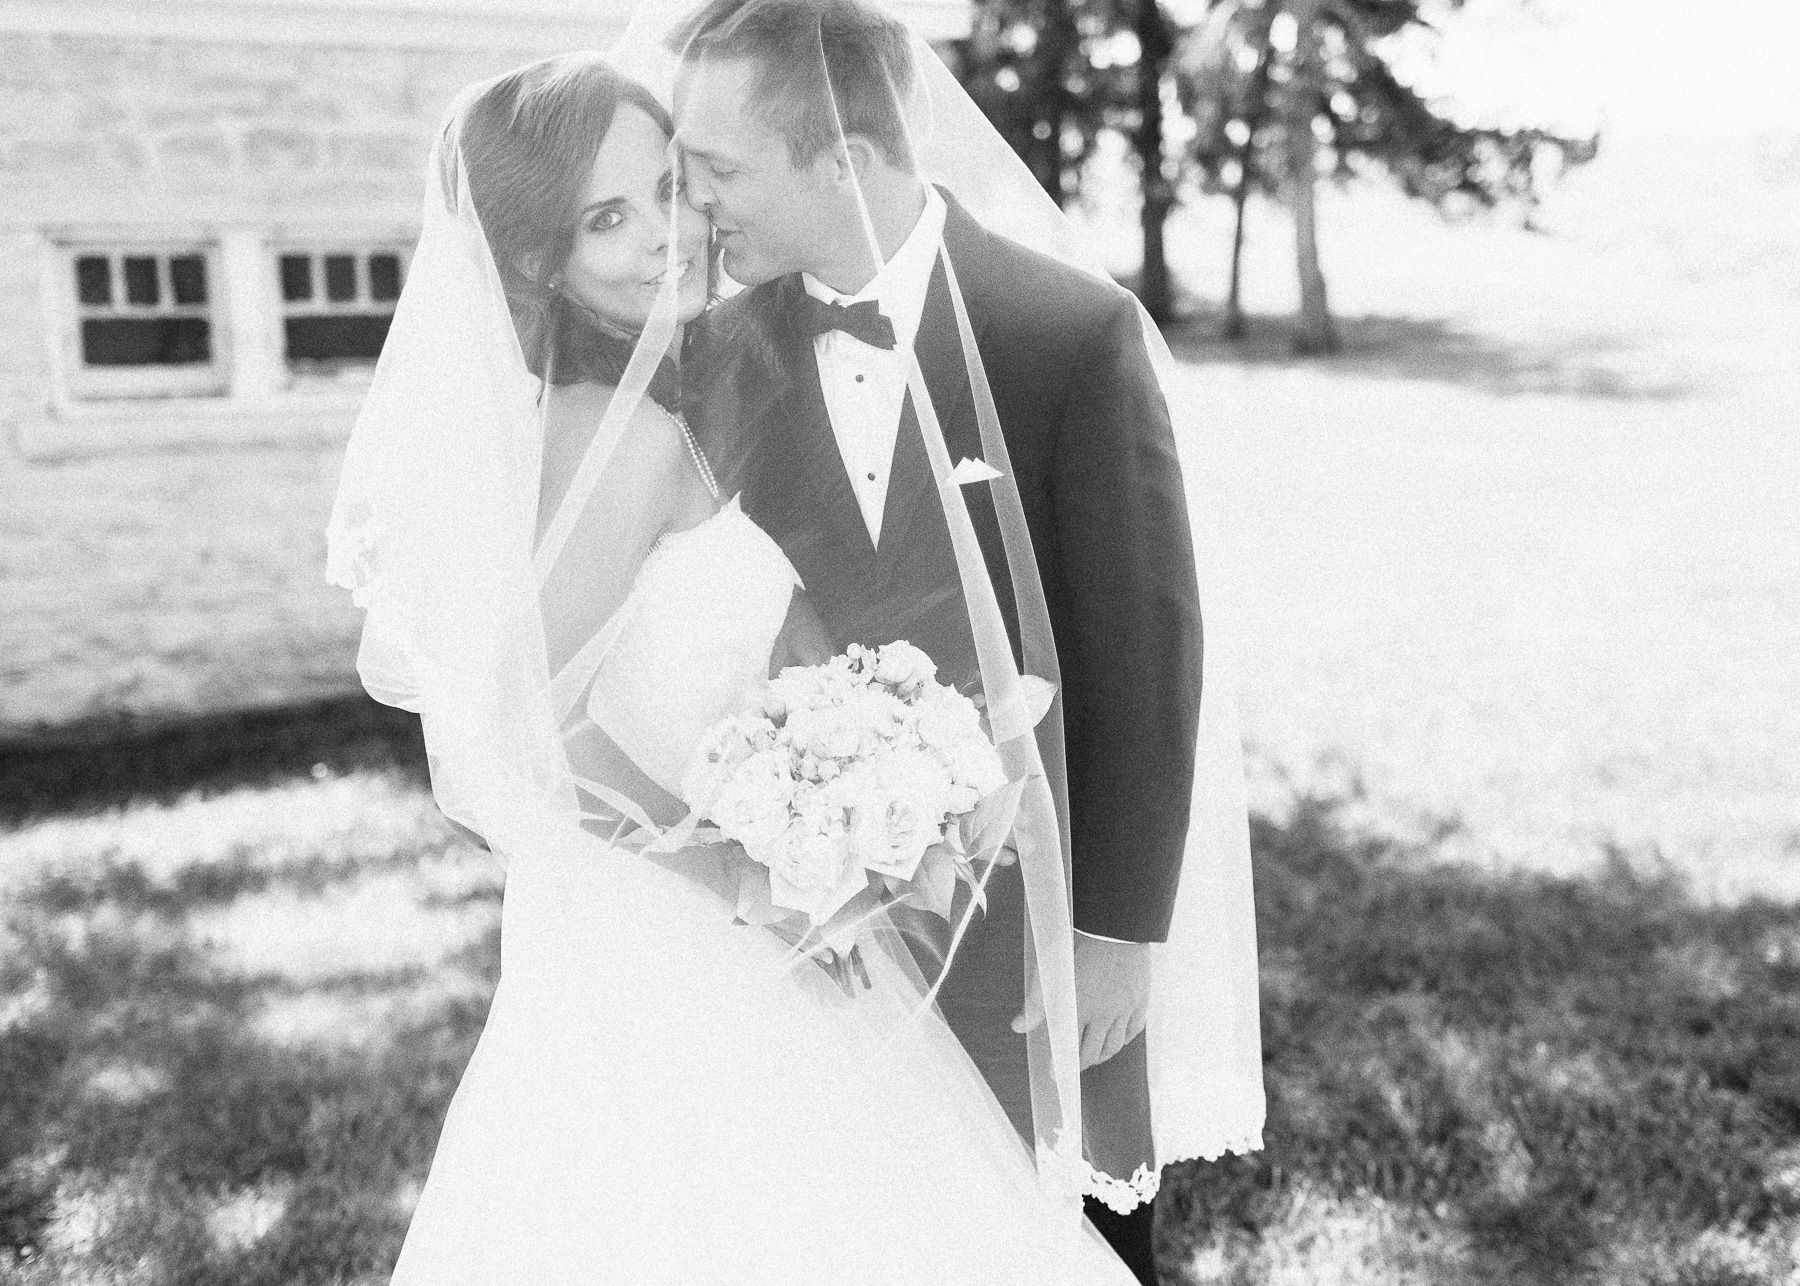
21, 224, 420, 459
272, 242, 412, 392
50, 240, 229, 401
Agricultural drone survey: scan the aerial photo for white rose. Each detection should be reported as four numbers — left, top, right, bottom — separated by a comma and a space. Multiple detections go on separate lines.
873, 641, 938, 691
915, 693, 982, 750
945, 738, 1006, 797
761, 825, 867, 922
708, 751, 795, 849
784, 707, 861, 762
850, 790, 945, 881
680, 719, 759, 811
791, 780, 850, 837
876, 747, 955, 820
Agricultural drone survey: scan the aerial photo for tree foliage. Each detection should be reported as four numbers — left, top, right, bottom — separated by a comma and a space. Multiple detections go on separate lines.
1176, 0, 1600, 348
954, 0, 1183, 321
953, 0, 1131, 207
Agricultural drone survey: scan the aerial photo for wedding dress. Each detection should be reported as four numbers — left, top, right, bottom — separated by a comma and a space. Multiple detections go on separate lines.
388, 500, 1139, 1285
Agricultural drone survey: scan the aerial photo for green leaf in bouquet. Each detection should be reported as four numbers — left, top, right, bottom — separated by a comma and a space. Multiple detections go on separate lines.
958, 775, 1028, 863
912, 844, 960, 921
985, 675, 1057, 744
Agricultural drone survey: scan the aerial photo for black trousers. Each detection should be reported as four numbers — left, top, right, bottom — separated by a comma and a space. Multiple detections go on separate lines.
1084, 1195, 1157, 1284
922, 866, 1162, 1283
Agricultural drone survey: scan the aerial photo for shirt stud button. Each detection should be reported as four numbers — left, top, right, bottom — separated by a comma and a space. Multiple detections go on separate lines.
866, 472, 876, 481
854, 374, 865, 383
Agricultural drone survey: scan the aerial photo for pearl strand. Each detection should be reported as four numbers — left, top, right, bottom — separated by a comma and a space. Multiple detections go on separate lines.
670, 409, 720, 501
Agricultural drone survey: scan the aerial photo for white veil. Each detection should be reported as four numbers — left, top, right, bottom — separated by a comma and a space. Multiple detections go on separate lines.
328, 0, 1261, 1233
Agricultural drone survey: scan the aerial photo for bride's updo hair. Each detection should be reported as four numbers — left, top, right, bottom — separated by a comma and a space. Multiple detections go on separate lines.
457, 55, 677, 394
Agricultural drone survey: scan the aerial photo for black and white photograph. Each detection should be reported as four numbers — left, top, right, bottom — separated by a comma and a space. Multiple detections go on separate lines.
0, 0, 1794, 1282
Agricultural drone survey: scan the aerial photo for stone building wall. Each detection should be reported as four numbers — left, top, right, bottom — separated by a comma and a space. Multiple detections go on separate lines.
0, 26, 572, 739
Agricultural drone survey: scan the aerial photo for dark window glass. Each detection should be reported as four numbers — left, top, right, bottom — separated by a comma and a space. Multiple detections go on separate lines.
169, 255, 208, 306
368, 254, 403, 302
123, 256, 159, 306
285, 314, 391, 364
76, 256, 112, 307
82, 317, 211, 366
280, 254, 313, 302
323, 255, 357, 303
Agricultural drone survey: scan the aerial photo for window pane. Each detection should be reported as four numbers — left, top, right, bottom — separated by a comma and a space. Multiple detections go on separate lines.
280, 254, 313, 303
285, 314, 391, 364
75, 256, 113, 307
368, 254, 403, 302
82, 317, 211, 366
323, 255, 357, 303
123, 256, 160, 306
170, 255, 208, 306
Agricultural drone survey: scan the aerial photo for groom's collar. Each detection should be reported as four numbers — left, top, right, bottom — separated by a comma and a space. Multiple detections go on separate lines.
799, 185, 946, 353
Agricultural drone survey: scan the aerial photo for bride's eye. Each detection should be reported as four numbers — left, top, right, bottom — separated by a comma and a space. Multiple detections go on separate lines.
587, 208, 624, 233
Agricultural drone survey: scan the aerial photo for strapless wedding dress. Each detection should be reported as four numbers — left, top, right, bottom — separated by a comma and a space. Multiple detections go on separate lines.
389, 501, 1138, 1285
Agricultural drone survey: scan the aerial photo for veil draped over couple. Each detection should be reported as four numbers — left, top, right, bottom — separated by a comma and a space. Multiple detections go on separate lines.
326, 0, 1262, 1279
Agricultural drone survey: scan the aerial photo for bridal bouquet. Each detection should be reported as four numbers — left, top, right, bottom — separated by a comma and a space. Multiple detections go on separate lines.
679, 641, 1024, 986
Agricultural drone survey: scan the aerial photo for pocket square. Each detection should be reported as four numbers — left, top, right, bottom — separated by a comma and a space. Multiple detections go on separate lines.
948, 456, 1004, 486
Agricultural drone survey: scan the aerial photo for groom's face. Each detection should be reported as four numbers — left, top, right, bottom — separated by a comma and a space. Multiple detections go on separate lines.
675, 57, 839, 287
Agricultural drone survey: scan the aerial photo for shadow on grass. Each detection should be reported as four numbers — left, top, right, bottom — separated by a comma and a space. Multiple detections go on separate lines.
1159, 306, 1695, 403
1159, 797, 1800, 1285
0, 699, 492, 1285
5, 704, 1798, 1284
0, 695, 429, 828
0, 901, 499, 1285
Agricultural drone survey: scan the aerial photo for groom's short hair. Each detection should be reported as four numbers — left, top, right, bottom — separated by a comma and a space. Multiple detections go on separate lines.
668, 0, 917, 172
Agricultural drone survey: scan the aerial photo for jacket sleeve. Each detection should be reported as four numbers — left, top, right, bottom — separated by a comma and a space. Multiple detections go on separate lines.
1048, 296, 1202, 943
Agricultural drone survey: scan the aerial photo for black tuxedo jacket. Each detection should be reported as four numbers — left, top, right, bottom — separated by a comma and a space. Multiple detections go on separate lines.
686, 192, 1201, 943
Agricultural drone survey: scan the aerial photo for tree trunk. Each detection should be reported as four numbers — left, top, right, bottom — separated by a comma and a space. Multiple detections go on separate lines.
1225, 45, 1275, 341
1135, 0, 1174, 325
1284, 0, 1339, 354
1224, 170, 1250, 339
1033, 0, 1078, 205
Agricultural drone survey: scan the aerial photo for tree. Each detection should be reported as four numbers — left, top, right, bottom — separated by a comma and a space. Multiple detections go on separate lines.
1177, 0, 1599, 352
1132, 0, 1178, 323
955, 0, 1120, 207
954, 0, 1181, 324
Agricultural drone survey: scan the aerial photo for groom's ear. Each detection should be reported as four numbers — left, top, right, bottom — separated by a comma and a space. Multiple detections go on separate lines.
831, 136, 881, 188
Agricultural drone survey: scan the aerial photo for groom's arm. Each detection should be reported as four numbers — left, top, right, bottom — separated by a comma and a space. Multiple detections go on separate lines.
1048, 294, 1202, 945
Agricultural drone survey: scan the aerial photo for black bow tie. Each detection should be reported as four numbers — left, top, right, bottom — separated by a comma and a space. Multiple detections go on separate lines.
795, 293, 897, 350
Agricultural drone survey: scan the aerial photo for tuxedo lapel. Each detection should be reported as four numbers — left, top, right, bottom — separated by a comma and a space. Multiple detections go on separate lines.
751, 277, 876, 569
874, 250, 982, 566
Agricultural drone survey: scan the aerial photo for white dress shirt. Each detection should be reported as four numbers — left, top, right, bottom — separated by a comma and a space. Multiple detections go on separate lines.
802, 191, 1134, 948
801, 186, 947, 547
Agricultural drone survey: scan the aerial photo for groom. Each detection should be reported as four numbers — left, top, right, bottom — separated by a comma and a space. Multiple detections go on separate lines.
672, 0, 1202, 1277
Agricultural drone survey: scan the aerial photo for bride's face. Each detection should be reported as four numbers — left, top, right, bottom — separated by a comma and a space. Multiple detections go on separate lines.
560, 103, 711, 332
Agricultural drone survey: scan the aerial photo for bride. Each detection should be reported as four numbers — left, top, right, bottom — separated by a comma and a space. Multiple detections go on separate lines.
326, 5, 1262, 1283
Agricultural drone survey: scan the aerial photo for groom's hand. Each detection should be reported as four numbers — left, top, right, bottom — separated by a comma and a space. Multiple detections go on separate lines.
1011, 933, 1151, 1069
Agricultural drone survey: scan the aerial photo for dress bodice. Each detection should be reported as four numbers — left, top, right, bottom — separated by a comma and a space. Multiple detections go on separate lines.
586, 497, 801, 798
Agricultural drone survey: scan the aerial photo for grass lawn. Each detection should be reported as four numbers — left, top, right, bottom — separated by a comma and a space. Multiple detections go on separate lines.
1146, 130, 1800, 903
2, 700, 1797, 1285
